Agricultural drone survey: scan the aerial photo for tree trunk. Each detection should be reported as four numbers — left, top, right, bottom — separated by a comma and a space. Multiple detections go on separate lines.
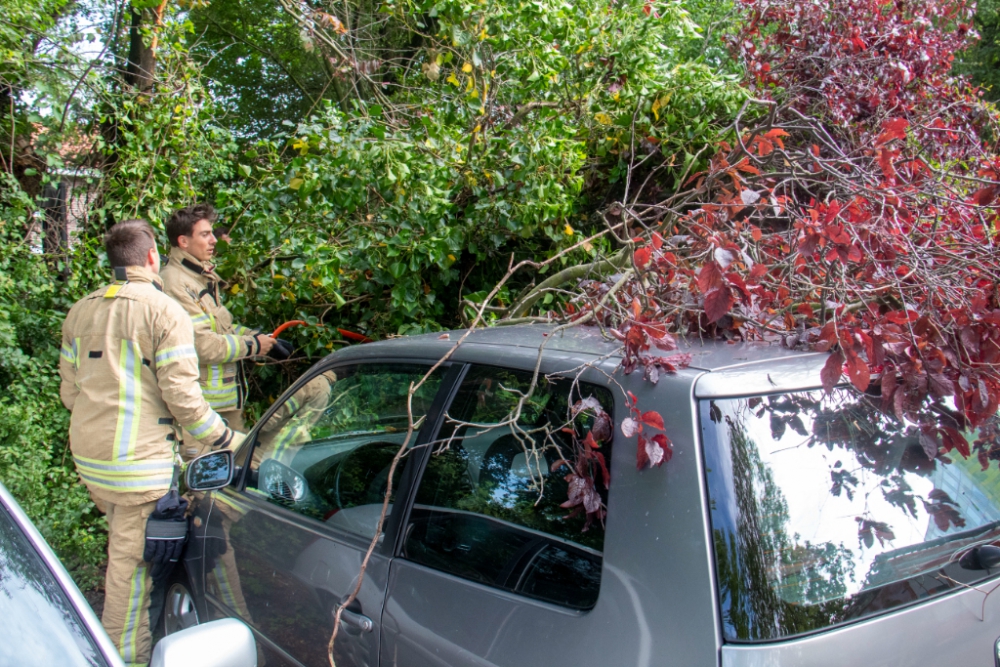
125, 6, 157, 92
42, 181, 70, 277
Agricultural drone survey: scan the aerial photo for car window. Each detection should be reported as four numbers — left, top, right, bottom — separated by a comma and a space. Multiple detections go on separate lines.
702, 388, 1000, 641
247, 363, 445, 538
403, 365, 613, 610
0, 504, 108, 667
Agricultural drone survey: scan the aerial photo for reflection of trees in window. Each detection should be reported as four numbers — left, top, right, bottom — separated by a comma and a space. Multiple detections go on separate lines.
737, 389, 975, 548
0, 510, 100, 662
714, 418, 856, 640
709, 387, 1000, 641
311, 366, 442, 438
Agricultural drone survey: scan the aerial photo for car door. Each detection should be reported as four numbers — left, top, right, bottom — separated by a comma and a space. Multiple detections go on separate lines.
379, 363, 623, 667
199, 361, 452, 667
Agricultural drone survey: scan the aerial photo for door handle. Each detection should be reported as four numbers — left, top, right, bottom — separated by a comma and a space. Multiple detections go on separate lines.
337, 608, 374, 633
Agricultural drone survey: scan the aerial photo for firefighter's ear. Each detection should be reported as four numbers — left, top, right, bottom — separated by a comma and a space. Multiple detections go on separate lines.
146, 246, 161, 273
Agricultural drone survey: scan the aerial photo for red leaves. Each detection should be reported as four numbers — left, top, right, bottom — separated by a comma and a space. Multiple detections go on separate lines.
844, 351, 870, 393
821, 350, 844, 394
922, 490, 966, 532
698, 259, 738, 323
634, 246, 653, 270
640, 410, 664, 431
876, 118, 909, 147
697, 261, 725, 292
971, 184, 999, 207
561, 474, 601, 515
704, 286, 736, 323
619, 394, 670, 470
636, 433, 672, 469
569, 0, 1000, 489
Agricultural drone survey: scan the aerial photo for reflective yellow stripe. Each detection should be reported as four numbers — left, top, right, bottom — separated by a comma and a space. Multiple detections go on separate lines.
154, 344, 197, 368
119, 565, 147, 664
204, 392, 237, 410
104, 284, 124, 298
185, 410, 222, 439
214, 561, 238, 610
60, 339, 78, 366
273, 424, 309, 463
113, 341, 142, 461
226, 334, 244, 361
73, 456, 175, 491
202, 364, 237, 409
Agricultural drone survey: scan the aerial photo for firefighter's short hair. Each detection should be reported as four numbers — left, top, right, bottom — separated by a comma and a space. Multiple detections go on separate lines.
105, 219, 156, 267
166, 203, 217, 247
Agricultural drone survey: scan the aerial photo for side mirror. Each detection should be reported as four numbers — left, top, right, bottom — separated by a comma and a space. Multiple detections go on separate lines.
186, 450, 234, 492
959, 544, 1000, 570
150, 618, 257, 667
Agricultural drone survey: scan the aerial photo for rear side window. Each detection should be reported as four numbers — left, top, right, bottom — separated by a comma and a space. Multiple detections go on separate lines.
403, 365, 613, 610
702, 388, 1000, 641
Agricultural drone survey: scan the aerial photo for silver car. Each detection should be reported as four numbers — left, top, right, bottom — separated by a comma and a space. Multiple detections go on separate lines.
0, 468, 257, 667
169, 324, 1000, 666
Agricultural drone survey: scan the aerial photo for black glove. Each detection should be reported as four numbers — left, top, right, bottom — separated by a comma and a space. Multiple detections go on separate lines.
267, 337, 294, 360
143, 489, 189, 583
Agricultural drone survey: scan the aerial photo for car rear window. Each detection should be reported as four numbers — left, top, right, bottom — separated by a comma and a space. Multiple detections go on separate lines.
701, 387, 1000, 642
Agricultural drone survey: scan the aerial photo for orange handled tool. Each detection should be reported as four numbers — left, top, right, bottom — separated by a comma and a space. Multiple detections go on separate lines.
271, 320, 307, 338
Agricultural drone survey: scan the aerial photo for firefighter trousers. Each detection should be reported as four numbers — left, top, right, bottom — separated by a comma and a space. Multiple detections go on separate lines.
101, 498, 158, 667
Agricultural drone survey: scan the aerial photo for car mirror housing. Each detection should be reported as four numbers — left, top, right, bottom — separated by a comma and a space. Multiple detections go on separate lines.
186, 450, 234, 492
151, 618, 257, 667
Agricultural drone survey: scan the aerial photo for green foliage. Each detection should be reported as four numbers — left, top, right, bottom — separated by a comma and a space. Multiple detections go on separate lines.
0, 209, 107, 589
101, 19, 241, 227
188, 0, 338, 139
956, 0, 1000, 100
212, 0, 745, 342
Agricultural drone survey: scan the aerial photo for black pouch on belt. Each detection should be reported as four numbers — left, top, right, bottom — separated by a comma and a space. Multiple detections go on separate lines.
143, 469, 189, 584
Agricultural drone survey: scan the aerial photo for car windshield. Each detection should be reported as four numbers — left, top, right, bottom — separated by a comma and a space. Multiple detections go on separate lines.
701, 387, 1000, 642
0, 503, 107, 666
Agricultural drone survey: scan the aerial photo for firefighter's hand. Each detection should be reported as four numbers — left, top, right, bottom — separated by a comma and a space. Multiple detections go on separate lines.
254, 334, 276, 357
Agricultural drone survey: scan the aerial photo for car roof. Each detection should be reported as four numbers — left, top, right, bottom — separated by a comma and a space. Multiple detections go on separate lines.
341, 323, 816, 371
331, 324, 830, 397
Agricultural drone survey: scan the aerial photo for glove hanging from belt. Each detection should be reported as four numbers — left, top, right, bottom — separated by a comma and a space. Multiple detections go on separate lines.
144, 466, 189, 583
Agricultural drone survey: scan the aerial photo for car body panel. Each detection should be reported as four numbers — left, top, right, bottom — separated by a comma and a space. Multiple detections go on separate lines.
205, 487, 388, 667
721, 582, 1000, 666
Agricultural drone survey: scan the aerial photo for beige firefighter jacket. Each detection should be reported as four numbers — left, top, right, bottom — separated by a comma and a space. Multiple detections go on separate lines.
160, 247, 261, 412
258, 371, 337, 462
60, 266, 237, 506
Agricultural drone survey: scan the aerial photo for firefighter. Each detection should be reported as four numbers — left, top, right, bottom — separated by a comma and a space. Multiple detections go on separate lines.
60, 220, 242, 666
160, 203, 290, 458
